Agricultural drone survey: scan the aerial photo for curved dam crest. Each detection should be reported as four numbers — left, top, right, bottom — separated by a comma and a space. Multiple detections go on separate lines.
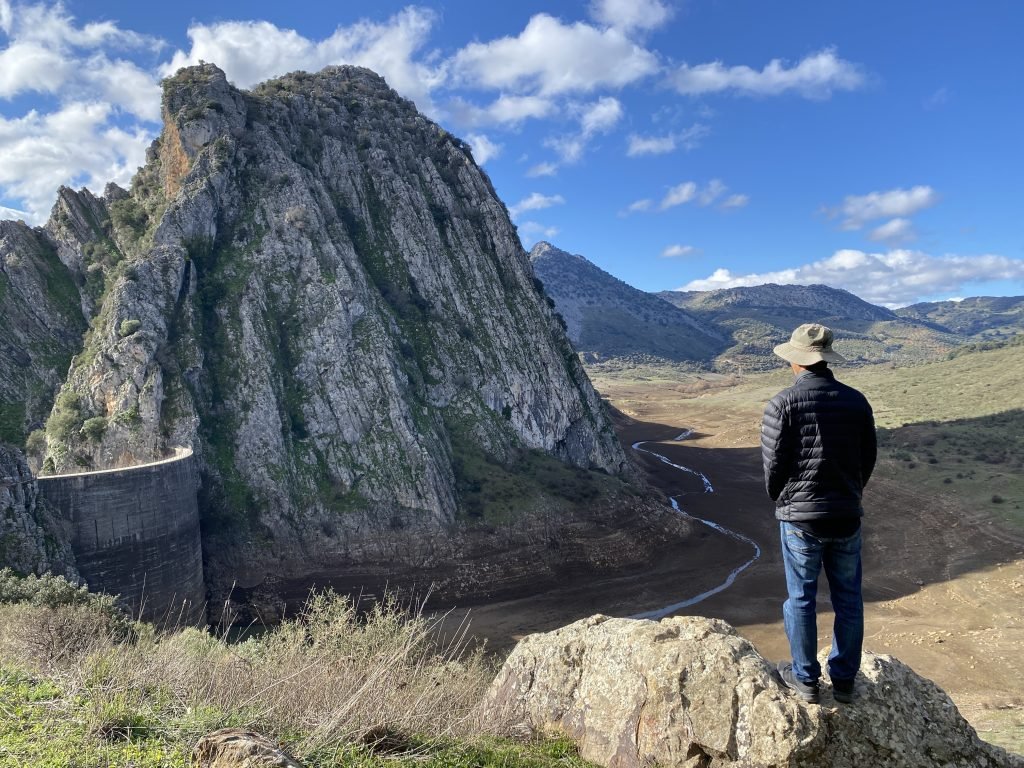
36, 448, 205, 623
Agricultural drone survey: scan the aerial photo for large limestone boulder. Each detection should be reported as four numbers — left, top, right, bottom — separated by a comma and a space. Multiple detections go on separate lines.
480, 614, 1022, 768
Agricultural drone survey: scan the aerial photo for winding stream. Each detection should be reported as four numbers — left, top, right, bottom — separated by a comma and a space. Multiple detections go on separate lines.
629, 438, 762, 620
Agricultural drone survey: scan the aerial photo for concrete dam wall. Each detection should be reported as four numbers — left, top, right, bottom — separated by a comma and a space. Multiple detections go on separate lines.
37, 449, 206, 623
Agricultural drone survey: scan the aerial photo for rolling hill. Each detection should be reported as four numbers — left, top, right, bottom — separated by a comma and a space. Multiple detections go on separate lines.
661, 283, 965, 370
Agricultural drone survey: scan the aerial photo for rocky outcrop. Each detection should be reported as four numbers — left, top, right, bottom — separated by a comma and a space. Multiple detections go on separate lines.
43, 184, 131, 320
0, 221, 86, 446
192, 729, 303, 768
0, 445, 78, 580
33, 63, 657, 614
481, 614, 1022, 768
530, 242, 725, 365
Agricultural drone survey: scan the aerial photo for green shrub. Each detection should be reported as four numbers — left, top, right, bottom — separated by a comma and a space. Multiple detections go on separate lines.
109, 198, 148, 238
0, 570, 134, 659
45, 391, 83, 443
80, 416, 108, 442
118, 318, 142, 337
25, 429, 47, 457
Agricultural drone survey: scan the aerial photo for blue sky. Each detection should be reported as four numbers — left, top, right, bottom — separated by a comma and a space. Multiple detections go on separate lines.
1, 0, 1022, 307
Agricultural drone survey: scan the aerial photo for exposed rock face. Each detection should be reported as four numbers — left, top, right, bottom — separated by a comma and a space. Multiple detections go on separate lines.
32, 63, 650, 613
481, 615, 1022, 768
43, 184, 131, 320
0, 220, 86, 446
530, 242, 725, 365
0, 445, 78, 580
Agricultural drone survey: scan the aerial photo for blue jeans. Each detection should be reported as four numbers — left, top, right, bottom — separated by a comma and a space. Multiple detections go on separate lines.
780, 521, 863, 683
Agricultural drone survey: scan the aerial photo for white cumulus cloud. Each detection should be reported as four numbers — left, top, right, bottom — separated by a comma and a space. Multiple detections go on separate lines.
627, 133, 676, 156
517, 220, 560, 243
660, 182, 698, 209
0, 0, 12, 34
0, 102, 151, 223
680, 249, 1024, 307
508, 192, 566, 220
580, 96, 623, 134
627, 123, 709, 156
671, 47, 864, 98
449, 94, 555, 127
162, 8, 444, 114
661, 244, 698, 258
698, 179, 727, 206
721, 193, 749, 209
464, 133, 502, 165
451, 14, 659, 96
619, 198, 653, 216
0, 1, 163, 221
526, 162, 558, 178
543, 96, 623, 166
868, 217, 916, 244
833, 186, 938, 230
589, 0, 673, 32
0, 203, 29, 221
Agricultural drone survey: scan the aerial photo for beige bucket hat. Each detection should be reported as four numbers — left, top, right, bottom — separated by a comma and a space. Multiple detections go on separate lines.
773, 323, 847, 365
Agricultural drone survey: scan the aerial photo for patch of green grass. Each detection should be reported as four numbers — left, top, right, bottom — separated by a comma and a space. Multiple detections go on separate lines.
0, 666, 191, 768
449, 431, 615, 525
304, 735, 595, 768
876, 411, 1024, 531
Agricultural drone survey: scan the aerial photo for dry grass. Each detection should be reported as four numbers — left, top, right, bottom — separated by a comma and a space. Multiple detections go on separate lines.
0, 586, 499, 764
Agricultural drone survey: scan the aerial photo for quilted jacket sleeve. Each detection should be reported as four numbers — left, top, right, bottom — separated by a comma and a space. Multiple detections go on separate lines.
761, 395, 792, 501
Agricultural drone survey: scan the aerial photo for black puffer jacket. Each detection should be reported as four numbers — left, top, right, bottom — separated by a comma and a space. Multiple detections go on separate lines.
761, 369, 876, 521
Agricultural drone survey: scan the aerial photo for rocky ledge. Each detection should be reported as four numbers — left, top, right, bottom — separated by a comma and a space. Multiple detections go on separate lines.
480, 614, 1022, 768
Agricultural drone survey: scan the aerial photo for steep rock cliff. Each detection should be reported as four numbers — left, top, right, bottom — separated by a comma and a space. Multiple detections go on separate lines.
0, 445, 78, 580
39, 64, 654, 613
0, 220, 87, 446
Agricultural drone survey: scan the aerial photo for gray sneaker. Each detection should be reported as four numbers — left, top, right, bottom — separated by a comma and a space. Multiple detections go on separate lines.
831, 677, 856, 704
777, 661, 819, 704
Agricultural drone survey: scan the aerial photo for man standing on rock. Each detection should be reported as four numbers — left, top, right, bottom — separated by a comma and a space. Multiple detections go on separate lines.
761, 323, 876, 704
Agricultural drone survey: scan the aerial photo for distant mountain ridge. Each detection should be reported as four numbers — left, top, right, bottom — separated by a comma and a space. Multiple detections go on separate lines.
896, 296, 1024, 339
664, 283, 895, 321
530, 244, 1019, 369
529, 242, 726, 364
659, 283, 963, 369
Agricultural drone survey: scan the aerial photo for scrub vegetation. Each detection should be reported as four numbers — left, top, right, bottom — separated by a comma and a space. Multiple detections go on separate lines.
0, 569, 590, 768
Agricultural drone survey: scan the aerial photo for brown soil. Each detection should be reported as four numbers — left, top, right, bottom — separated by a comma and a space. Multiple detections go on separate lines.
442, 380, 1024, 753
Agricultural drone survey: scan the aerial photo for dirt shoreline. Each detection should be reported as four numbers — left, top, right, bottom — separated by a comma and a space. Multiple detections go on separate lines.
442, 391, 1024, 753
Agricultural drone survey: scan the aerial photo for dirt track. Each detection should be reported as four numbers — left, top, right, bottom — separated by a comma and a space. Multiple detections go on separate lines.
446, 383, 1024, 752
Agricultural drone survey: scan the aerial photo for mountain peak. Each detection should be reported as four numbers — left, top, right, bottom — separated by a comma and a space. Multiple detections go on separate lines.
530, 242, 726, 364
